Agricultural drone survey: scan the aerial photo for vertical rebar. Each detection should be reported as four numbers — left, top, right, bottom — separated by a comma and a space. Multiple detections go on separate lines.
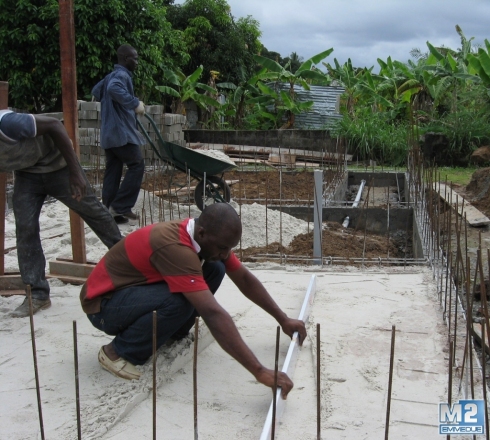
73, 320, 81, 440
265, 172, 269, 249
27, 285, 45, 440
193, 317, 199, 440
272, 326, 280, 440
317, 323, 321, 440
279, 168, 283, 264
465, 259, 475, 401
153, 310, 157, 440
447, 339, 454, 440
482, 319, 489, 440
385, 325, 396, 440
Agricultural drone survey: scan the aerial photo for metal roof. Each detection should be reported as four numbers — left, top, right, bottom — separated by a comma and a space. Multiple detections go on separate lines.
267, 83, 345, 129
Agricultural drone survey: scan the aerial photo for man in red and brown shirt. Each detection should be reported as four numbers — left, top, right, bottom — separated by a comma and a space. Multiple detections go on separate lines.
80, 203, 306, 398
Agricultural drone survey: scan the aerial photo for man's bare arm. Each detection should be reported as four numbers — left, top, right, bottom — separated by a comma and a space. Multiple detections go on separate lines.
227, 265, 307, 343
183, 288, 294, 398
34, 115, 86, 201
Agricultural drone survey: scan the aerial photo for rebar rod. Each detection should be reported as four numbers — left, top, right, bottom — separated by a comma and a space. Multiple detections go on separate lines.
447, 339, 454, 440
482, 320, 489, 440
317, 323, 321, 440
385, 324, 396, 440
466, 259, 475, 401
193, 317, 199, 440
153, 310, 157, 440
272, 326, 280, 440
27, 285, 45, 440
73, 320, 81, 440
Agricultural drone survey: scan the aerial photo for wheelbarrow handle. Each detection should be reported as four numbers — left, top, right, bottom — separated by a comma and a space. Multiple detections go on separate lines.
136, 115, 166, 162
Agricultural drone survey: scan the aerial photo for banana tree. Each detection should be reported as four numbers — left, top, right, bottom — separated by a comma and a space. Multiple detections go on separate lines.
323, 58, 365, 116
253, 49, 333, 127
155, 65, 222, 115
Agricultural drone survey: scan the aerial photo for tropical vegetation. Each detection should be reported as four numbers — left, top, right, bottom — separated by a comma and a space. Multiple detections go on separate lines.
1, 0, 490, 167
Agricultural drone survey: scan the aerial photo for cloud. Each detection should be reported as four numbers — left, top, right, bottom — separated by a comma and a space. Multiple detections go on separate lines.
172, 0, 490, 70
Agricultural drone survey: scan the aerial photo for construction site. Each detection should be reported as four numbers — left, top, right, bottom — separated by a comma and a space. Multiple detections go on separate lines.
2, 5, 490, 438
2, 96, 490, 438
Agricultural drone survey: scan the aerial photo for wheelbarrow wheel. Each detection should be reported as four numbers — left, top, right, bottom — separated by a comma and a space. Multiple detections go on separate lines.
194, 176, 231, 211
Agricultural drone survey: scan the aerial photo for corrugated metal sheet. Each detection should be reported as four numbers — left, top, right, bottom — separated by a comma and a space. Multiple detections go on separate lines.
267, 83, 345, 129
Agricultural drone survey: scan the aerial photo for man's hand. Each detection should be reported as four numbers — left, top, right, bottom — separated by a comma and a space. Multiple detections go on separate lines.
255, 368, 294, 399
280, 318, 307, 345
69, 170, 87, 201
135, 101, 145, 115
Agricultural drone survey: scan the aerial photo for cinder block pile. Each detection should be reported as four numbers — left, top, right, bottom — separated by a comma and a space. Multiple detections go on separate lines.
78, 101, 101, 165
71, 101, 188, 167
161, 113, 187, 147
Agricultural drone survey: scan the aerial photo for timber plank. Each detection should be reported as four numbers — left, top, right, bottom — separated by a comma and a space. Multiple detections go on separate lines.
436, 183, 490, 226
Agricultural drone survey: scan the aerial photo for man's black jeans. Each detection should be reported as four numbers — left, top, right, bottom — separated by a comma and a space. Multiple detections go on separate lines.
13, 165, 122, 300
87, 261, 226, 365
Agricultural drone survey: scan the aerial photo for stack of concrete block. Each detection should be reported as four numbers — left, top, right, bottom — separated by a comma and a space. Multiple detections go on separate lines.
139, 105, 164, 166
47, 101, 190, 167
78, 101, 101, 165
78, 101, 100, 129
162, 113, 187, 147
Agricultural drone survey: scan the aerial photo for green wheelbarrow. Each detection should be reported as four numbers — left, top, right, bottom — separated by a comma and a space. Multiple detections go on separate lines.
137, 113, 237, 211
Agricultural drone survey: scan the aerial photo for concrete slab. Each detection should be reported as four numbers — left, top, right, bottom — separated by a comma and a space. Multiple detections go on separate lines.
0, 266, 475, 439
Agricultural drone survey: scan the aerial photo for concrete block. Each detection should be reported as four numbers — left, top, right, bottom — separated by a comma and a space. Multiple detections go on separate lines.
164, 123, 183, 134
79, 120, 100, 129
79, 101, 100, 111
79, 110, 99, 120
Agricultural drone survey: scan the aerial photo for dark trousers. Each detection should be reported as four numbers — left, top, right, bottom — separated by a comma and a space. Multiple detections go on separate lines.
102, 143, 144, 214
87, 261, 226, 365
13, 166, 122, 300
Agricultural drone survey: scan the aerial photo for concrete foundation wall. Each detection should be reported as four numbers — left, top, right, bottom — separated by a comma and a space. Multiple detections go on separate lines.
268, 205, 413, 235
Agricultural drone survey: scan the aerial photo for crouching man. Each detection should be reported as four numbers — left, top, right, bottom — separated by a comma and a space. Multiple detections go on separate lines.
80, 203, 306, 397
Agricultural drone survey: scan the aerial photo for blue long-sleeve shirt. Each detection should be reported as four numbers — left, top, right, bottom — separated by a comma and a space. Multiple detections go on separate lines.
92, 64, 145, 149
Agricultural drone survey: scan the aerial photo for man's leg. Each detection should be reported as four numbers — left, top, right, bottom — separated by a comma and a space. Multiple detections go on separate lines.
108, 143, 144, 215
11, 171, 51, 317
87, 282, 195, 366
102, 147, 123, 209
169, 261, 226, 341
45, 166, 122, 249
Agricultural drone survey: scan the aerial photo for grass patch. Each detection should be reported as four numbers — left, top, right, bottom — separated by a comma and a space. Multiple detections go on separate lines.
437, 167, 477, 186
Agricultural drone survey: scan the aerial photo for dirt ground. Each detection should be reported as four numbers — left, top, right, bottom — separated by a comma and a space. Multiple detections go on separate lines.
152, 169, 406, 262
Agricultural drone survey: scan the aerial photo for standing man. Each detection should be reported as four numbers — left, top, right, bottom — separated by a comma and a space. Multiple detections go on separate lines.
80, 203, 307, 398
92, 44, 146, 224
0, 110, 122, 318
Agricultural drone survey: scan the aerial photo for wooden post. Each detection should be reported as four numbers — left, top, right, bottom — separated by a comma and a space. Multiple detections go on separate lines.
59, 0, 86, 263
0, 81, 8, 275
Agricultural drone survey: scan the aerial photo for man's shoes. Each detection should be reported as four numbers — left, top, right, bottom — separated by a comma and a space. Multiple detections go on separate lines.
121, 210, 139, 220
98, 347, 141, 380
11, 297, 52, 318
109, 206, 129, 224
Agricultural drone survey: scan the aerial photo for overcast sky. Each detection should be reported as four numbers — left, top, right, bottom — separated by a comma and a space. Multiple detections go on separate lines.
175, 0, 490, 71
